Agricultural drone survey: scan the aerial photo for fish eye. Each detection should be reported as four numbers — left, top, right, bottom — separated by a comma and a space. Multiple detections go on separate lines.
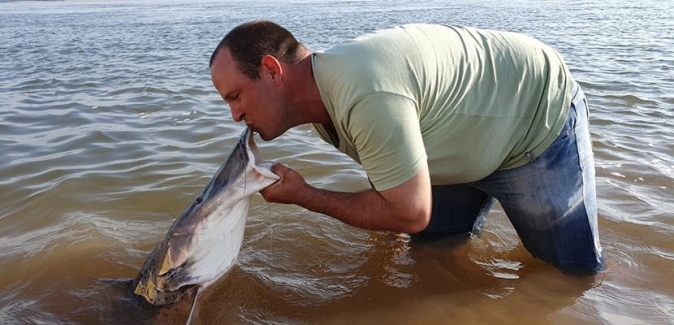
195, 197, 203, 204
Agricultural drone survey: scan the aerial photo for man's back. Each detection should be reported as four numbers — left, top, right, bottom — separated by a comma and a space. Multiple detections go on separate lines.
312, 24, 574, 189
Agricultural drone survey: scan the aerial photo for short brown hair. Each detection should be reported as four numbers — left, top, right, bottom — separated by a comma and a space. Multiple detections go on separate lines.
210, 20, 306, 80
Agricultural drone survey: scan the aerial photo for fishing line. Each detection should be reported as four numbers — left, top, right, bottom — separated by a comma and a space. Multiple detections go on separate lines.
253, 131, 273, 253
267, 200, 273, 254
241, 140, 247, 196
246, 132, 274, 254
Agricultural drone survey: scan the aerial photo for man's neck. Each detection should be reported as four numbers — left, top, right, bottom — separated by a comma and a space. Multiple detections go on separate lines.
286, 52, 333, 127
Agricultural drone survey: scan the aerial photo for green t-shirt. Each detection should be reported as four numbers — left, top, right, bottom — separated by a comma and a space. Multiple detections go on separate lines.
311, 24, 574, 191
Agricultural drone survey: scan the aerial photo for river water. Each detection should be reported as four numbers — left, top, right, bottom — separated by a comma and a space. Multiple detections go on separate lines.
1, 0, 672, 324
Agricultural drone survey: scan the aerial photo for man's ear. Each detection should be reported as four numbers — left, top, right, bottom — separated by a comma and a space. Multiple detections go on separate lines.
260, 55, 283, 85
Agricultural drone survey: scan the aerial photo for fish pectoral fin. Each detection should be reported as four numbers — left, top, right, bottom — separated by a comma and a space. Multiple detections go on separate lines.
157, 233, 193, 277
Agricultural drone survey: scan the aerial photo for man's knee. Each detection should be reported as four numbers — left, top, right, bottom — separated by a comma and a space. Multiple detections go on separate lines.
421, 185, 494, 234
514, 204, 605, 275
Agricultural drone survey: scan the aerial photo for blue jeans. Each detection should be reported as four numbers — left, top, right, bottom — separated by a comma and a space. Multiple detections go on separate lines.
415, 83, 605, 275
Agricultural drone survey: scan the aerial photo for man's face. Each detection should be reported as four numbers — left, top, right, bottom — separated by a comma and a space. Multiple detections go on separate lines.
210, 48, 285, 141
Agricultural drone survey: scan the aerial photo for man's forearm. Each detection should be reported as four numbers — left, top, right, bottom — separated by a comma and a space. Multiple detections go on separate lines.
293, 185, 421, 233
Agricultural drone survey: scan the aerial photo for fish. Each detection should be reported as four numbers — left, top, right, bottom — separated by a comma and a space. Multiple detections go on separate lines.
132, 127, 279, 320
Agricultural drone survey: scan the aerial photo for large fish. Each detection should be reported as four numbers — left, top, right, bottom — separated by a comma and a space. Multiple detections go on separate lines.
133, 127, 279, 315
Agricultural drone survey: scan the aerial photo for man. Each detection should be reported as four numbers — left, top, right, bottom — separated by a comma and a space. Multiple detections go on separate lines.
209, 21, 605, 274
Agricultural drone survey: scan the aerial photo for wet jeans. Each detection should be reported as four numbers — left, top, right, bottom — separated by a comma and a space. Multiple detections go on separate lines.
415, 83, 605, 275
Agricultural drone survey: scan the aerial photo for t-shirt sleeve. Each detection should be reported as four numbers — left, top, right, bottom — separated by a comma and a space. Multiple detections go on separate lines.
343, 92, 427, 191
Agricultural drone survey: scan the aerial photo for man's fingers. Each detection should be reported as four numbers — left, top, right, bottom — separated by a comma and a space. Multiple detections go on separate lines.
270, 162, 284, 173
270, 162, 291, 176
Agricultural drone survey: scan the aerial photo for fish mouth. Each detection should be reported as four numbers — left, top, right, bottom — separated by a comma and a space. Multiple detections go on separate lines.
192, 126, 260, 202
244, 127, 267, 167
182, 125, 274, 218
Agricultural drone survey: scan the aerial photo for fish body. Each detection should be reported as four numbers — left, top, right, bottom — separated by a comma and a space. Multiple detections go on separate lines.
133, 127, 278, 306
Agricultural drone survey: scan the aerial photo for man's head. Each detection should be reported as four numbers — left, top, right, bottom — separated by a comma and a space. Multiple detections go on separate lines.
209, 20, 306, 80
209, 21, 309, 141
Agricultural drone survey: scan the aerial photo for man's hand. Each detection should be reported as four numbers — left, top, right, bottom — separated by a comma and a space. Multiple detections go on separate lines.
260, 163, 309, 204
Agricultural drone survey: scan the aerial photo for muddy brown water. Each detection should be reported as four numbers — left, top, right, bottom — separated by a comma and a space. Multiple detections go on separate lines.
1, 0, 672, 324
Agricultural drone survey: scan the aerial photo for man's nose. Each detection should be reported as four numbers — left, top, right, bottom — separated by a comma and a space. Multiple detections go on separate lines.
230, 105, 245, 122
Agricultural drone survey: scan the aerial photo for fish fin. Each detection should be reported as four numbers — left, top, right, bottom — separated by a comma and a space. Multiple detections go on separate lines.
251, 164, 280, 188
186, 287, 202, 325
254, 161, 280, 180
157, 231, 193, 277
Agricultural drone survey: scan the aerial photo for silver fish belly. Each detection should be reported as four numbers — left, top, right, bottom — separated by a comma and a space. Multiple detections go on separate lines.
133, 127, 279, 306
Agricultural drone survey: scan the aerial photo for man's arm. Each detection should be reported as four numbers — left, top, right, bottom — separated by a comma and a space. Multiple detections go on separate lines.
260, 162, 432, 234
